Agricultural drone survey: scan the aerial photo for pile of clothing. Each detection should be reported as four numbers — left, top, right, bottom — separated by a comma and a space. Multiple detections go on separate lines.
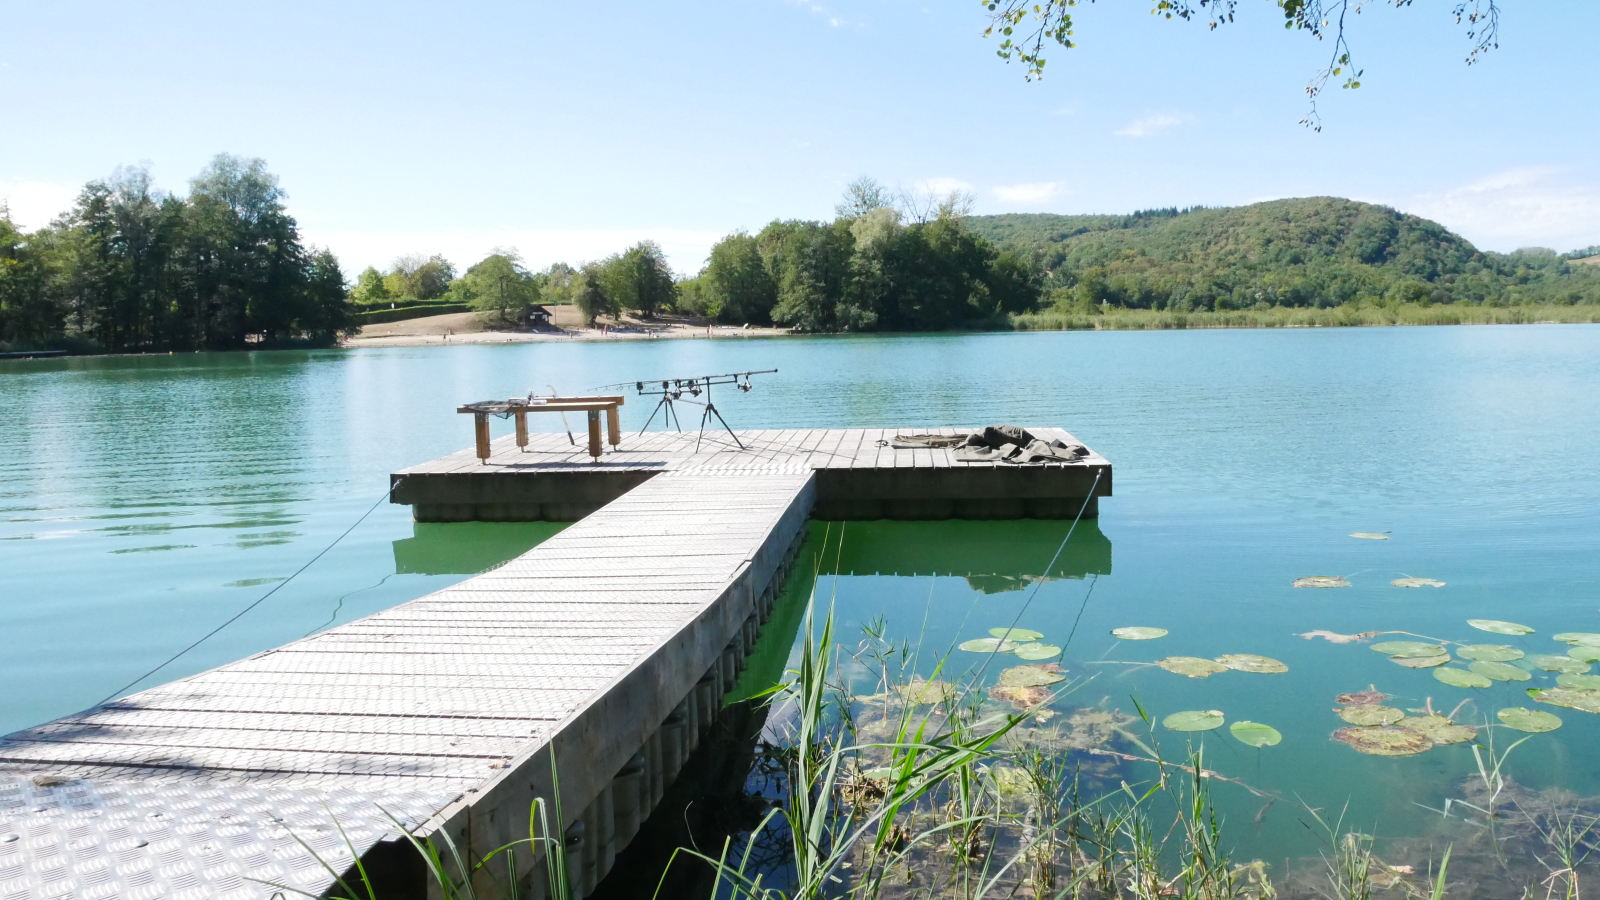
888, 425, 1090, 464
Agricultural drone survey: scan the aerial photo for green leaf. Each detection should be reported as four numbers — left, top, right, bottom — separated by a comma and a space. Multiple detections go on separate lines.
1371, 641, 1447, 658
1455, 644, 1522, 662
1497, 707, 1562, 733
1391, 653, 1450, 669
1216, 653, 1288, 674
989, 627, 1043, 642
998, 664, 1065, 687
1293, 575, 1350, 588
1399, 715, 1475, 745
1556, 673, 1600, 691
1529, 654, 1590, 674
1553, 633, 1600, 646
1569, 646, 1600, 664
1434, 667, 1492, 689
1467, 619, 1535, 636
1111, 626, 1167, 640
1012, 642, 1062, 661
1229, 721, 1282, 747
1332, 726, 1432, 757
1469, 660, 1532, 682
1163, 709, 1225, 732
959, 637, 1018, 653
1157, 656, 1228, 678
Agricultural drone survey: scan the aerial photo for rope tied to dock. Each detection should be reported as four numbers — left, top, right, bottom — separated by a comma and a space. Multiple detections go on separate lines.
97, 486, 395, 705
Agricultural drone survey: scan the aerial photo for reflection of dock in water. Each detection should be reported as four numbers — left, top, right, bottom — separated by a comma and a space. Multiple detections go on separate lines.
1, 427, 1110, 900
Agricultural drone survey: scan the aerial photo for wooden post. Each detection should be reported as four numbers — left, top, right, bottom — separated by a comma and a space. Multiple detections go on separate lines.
605, 404, 620, 448
587, 409, 602, 460
474, 412, 491, 463
515, 410, 529, 451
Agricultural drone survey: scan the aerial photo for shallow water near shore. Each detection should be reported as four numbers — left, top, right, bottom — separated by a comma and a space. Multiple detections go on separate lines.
3, 325, 1599, 893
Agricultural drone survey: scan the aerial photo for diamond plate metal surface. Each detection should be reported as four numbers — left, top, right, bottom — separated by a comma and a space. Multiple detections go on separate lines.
1, 466, 818, 899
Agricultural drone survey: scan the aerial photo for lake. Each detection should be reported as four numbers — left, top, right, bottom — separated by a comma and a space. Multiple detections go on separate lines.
4, 325, 1599, 894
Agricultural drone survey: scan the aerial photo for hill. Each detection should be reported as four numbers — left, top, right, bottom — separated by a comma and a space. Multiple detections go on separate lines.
965, 198, 1600, 311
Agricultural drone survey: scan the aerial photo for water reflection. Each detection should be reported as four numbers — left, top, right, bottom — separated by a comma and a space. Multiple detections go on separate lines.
391, 521, 569, 575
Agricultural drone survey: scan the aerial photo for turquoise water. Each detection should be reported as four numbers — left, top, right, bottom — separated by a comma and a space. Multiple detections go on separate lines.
4, 327, 1599, 884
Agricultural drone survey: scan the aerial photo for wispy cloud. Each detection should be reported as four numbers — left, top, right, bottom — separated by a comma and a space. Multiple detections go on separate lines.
0, 179, 81, 230
993, 182, 1062, 205
1115, 113, 1193, 138
1399, 166, 1600, 254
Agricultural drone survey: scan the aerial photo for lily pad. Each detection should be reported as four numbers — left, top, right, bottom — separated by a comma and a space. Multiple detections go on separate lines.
1391, 653, 1451, 669
1337, 689, 1390, 707
1531, 688, 1600, 714
1294, 576, 1351, 589
1230, 721, 1282, 747
1434, 667, 1492, 689
989, 627, 1042, 642
1529, 654, 1591, 674
1498, 707, 1563, 733
1468, 619, 1535, 636
1350, 533, 1390, 540
1111, 626, 1168, 641
1400, 716, 1476, 745
1556, 673, 1600, 690
959, 638, 1019, 654
1371, 641, 1447, 658
895, 680, 958, 704
1392, 578, 1446, 588
990, 684, 1052, 707
1333, 726, 1433, 757
1553, 633, 1600, 646
1339, 705, 1403, 726
1158, 657, 1228, 679
998, 664, 1066, 688
1470, 660, 1532, 682
1216, 654, 1289, 674
1456, 645, 1524, 662
1012, 642, 1062, 661
1570, 646, 1600, 664
1163, 710, 1225, 732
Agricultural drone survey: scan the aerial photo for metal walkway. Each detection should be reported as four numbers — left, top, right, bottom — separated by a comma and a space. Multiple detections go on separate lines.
0, 469, 815, 900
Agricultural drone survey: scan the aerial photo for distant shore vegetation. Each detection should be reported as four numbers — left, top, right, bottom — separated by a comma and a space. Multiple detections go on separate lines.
0, 156, 352, 354
6, 167, 1600, 354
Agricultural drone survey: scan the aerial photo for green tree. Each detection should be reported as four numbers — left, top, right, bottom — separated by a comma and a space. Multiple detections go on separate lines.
460, 250, 540, 325
598, 241, 676, 316
702, 232, 776, 323
574, 263, 613, 325
352, 267, 391, 304
392, 253, 456, 300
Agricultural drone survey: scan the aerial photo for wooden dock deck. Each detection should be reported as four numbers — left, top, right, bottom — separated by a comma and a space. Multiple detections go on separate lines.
0, 426, 1110, 900
392, 426, 1112, 522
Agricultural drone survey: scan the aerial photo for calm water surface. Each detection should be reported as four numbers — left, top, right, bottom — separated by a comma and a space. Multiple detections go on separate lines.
3, 326, 1598, 882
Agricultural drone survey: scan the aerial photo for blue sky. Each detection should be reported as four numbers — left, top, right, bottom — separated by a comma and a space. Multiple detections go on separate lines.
2, 1, 1596, 275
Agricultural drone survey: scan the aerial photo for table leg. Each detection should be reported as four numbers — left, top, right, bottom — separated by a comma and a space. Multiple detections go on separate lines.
606, 405, 621, 448
587, 409, 602, 460
474, 412, 491, 463
515, 411, 529, 451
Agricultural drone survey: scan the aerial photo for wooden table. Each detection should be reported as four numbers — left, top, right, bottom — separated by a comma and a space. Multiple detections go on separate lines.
458, 396, 625, 462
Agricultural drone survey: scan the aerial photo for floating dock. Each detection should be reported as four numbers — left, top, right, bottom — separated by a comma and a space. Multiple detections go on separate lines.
0, 426, 1110, 900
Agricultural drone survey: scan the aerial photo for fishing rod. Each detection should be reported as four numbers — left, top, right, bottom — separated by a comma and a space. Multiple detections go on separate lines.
605, 369, 778, 450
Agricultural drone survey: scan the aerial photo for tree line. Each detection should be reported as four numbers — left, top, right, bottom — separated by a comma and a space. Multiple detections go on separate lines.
0, 156, 351, 353
968, 199, 1600, 314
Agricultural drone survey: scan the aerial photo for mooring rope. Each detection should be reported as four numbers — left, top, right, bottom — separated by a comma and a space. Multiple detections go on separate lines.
98, 486, 394, 705
971, 468, 1104, 684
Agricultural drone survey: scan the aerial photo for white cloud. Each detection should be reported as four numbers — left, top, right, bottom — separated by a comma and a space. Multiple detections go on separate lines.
913, 177, 973, 196
1397, 166, 1600, 254
992, 182, 1062, 205
302, 227, 728, 279
1114, 113, 1194, 138
0, 179, 80, 230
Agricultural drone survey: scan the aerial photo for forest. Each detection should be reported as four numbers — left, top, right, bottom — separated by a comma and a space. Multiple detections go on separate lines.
0, 156, 351, 353
7, 169, 1600, 352
969, 199, 1600, 312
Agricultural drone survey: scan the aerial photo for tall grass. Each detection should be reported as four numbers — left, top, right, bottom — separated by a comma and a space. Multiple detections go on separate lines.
1011, 304, 1600, 331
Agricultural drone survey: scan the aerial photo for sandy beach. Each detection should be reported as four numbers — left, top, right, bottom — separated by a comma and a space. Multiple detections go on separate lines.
343, 310, 791, 348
